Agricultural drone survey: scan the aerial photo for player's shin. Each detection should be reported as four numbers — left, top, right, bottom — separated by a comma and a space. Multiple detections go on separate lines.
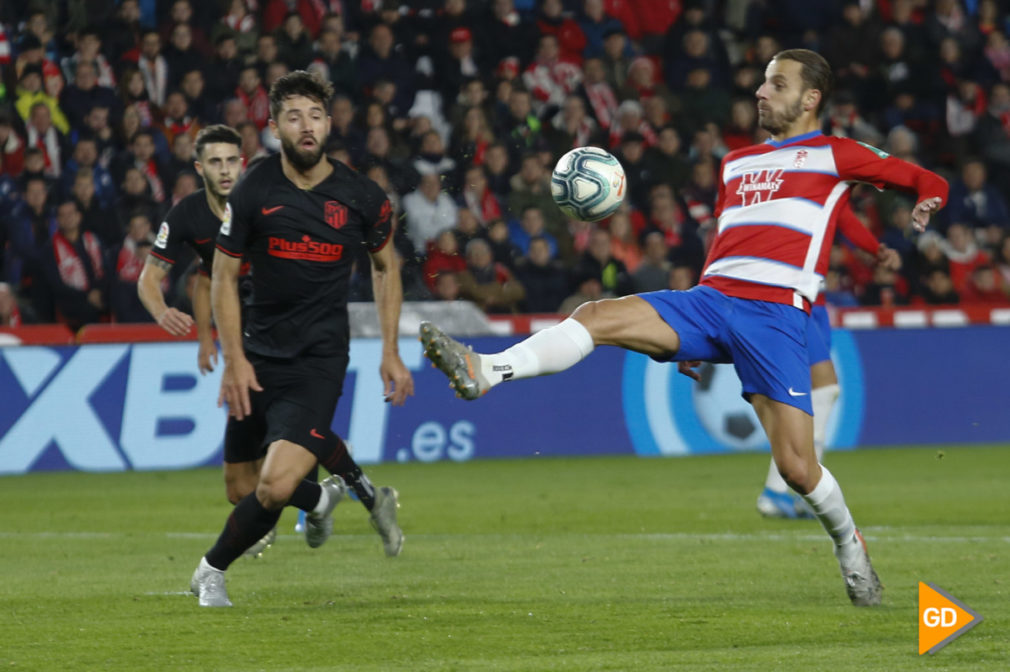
480, 318, 595, 386
801, 466, 858, 552
811, 383, 839, 462
205, 493, 284, 571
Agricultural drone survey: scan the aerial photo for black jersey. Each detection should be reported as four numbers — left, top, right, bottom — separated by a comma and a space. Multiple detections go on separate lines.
151, 189, 220, 270
216, 154, 392, 359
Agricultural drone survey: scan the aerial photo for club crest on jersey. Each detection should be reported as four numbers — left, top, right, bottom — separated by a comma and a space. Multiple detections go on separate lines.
220, 203, 233, 236
155, 221, 170, 249
736, 169, 784, 206
325, 201, 348, 230
794, 150, 808, 168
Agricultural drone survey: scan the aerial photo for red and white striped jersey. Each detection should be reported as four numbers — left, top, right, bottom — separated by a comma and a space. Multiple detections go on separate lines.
700, 131, 948, 311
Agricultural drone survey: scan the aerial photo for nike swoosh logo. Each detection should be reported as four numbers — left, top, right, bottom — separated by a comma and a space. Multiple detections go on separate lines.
787, 387, 808, 397
261, 205, 285, 215
310, 428, 324, 439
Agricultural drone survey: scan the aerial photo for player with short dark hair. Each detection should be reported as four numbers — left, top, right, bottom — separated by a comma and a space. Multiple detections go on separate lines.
190, 71, 414, 607
421, 50, 948, 607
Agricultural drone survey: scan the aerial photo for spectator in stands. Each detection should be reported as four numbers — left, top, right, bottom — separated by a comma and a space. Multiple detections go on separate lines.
160, 0, 213, 59
328, 95, 365, 165
235, 65, 270, 131
515, 234, 569, 312
276, 12, 315, 71
558, 274, 603, 314
546, 94, 604, 157
62, 26, 116, 89
641, 125, 690, 192
162, 132, 196, 193
164, 23, 204, 89
423, 229, 468, 292
358, 23, 416, 117
431, 271, 463, 302
497, 88, 546, 163
486, 217, 523, 269
944, 158, 1010, 244
615, 130, 650, 212
608, 99, 655, 150
237, 121, 269, 164
607, 210, 640, 272
42, 199, 107, 329
138, 29, 168, 107
667, 263, 696, 291
509, 205, 558, 258
204, 33, 243, 107
483, 142, 513, 201
921, 267, 960, 304
631, 229, 671, 293
578, 56, 618, 132
180, 69, 215, 126
5, 177, 52, 317
363, 126, 416, 194
16, 64, 70, 136
413, 130, 457, 181
961, 264, 1009, 303
123, 130, 167, 205
434, 27, 484, 109
477, 0, 538, 71
26, 102, 70, 179
403, 172, 459, 257
71, 167, 119, 248
536, 0, 586, 65
61, 136, 116, 210
578, 0, 623, 60
860, 264, 909, 306
458, 237, 526, 313
103, 0, 142, 65
944, 222, 990, 290
21, 148, 53, 190
312, 29, 357, 98
115, 167, 158, 229
460, 162, 504, 226
600, 27, 633, 92
60, 61, 119, 132
110, 211, 157, 323
118, 70, 155, 130
158, 91, 202, 148
572, 226, 632, 297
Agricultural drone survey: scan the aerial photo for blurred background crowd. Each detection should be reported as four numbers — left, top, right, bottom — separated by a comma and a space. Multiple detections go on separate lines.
1, 0, 1010, 331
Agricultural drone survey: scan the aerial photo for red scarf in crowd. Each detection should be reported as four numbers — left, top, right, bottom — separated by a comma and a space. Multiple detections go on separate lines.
53, 230, 104, 291
116, 238, 146, 283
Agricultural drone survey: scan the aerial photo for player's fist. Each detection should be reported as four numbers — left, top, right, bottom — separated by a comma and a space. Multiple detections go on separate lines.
911, 197, 943, 232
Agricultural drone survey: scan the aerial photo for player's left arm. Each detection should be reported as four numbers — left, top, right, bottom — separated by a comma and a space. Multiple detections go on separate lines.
836, 207, 902, 271
192, 268, 218, 374
369, 241, 414, 406
833, 140, 948, 232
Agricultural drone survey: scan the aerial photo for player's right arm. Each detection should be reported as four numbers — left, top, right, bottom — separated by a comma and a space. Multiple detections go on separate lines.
138, 256, 194, 336
213, 196, 261, 420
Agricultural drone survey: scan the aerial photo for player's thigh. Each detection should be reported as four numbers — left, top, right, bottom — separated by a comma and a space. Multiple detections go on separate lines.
752, 394, 820, 493
572, 295, 681, 357
809, 359, 837, 388
728, 301, 812, 410
257, 439, 319, 507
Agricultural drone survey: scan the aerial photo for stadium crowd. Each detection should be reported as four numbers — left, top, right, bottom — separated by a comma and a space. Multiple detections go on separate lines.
1, 0, 1010, 331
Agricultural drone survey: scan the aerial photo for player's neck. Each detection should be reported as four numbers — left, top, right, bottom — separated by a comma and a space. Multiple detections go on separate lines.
769, 117, 821, 144
205, 189, 227, 221
280, 154, 333, 190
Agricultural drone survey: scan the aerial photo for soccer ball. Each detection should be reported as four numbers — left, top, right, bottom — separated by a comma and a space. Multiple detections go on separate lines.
550, 147, 626, 221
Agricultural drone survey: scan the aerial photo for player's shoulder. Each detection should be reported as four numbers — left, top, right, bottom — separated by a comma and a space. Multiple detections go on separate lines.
164, 189, 206, 224
330, 158, 387, 208
233, 154, 281, 196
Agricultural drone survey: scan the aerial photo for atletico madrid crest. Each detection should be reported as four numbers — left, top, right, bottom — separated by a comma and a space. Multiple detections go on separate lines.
325, 201, 348, 229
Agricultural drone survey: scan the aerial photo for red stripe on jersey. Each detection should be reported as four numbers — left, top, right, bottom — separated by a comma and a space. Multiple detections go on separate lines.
215, 244, 242, 258
149, 249, 175, 265
699, 275, 810, 312
706, 224, 812, 269
721, 171, 842, 210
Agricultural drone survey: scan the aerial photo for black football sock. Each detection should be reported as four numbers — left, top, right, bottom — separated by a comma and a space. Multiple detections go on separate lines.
306, 463, 319, 483
205, 493, 283, 571
317, 432, 376, 510
288, 479, 322, 512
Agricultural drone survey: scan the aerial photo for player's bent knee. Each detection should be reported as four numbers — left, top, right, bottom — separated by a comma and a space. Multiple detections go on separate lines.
255, 476, 297, 511
776, 456, 816, 494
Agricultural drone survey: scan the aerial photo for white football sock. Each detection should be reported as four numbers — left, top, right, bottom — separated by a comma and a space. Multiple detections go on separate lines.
480, 318, 595, 386
811, 383, 839, 462
202, 556, 225, 573
764, 383, 840, 493
802, 466, 858, 554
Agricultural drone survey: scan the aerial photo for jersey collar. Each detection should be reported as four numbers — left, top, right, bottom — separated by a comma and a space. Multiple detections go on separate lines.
764, 130, 823, 148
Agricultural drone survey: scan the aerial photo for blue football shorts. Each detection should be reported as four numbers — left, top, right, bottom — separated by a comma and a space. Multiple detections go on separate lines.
807, 304, 832, 366
639, 285, 813, 414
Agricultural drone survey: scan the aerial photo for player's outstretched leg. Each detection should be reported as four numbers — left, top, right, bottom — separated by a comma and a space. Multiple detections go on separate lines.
369, 486, 402, 557
420, 317, 595, 400
243, 526, 277, 558
304, 475, 348, 548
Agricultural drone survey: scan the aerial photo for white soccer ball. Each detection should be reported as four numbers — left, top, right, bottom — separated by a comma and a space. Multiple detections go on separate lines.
550, 147, 626, 222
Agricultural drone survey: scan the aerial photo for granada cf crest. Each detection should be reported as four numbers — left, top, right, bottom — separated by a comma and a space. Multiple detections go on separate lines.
325, 201, 348, 229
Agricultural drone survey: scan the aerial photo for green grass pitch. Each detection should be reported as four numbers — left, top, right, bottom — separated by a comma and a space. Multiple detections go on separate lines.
1, 446, 1007, 671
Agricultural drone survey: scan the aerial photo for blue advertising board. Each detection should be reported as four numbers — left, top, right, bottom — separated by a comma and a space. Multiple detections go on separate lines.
1, 326, 1007, 474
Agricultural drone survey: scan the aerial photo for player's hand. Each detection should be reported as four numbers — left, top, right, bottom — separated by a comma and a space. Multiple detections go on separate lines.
157, 307, 195, 337
677, 360, 702, 382
911, 197, 943, 232
218, 356, 262, 420
876, 244, 902, 271
198, 338, 218, 375
380, 351, 414, 406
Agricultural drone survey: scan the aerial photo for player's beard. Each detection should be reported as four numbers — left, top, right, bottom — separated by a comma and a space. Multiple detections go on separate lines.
758, 95, 804, 136
281, 134, 325, 172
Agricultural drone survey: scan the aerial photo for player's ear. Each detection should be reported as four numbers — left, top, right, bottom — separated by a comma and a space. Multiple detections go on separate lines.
194, 160, 203, 177
805, 90, 821, 112
268, 118, 279, 139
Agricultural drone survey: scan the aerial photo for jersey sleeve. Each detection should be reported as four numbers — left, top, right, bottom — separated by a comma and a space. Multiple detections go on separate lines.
836, 207, 879, 256
149, 201, 189, 266
362, 186, 393, 253
216, 180, 256, 259
832, 139, 949, 207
